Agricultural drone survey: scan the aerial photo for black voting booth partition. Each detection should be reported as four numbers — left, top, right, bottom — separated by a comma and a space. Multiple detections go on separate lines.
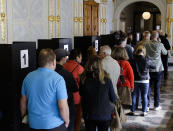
0, 42, 36, 131
37, 38, 72, 52
74, 36, 100, 65
99, 34, 115, 48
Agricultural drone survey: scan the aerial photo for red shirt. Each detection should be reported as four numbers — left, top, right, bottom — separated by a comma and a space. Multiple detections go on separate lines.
117, 60, 134, 89
64, 60, 84, 104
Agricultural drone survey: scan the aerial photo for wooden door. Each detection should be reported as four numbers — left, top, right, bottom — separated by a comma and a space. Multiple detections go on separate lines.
92, 5, 99, 35
84, 1, 99, 36
84, 3, 92, 36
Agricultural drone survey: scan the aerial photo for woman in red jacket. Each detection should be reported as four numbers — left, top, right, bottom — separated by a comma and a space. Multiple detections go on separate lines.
112, 47, 134, 107
64, 49, 84, 131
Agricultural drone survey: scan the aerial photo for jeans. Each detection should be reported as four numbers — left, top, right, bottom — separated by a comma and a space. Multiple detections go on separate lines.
85, 120, 110, 131
132, 83, 149, 112
161, 55, 168, 79
68, 104, 75, 131
148, 72, 162, 108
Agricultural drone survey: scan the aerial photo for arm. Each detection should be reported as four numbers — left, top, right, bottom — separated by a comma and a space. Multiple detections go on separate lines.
20, 95, 27, 119
127, 62, 134, 92
58, 99, 69, 128
160, 43, 167, 55
108, 79, 117, 103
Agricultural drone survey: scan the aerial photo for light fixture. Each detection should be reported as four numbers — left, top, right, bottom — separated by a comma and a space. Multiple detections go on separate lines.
142, 12, 151, 20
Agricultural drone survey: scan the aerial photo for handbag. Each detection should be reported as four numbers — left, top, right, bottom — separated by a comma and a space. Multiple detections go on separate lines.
118, 86, 132, 105
118, 63, 132, 105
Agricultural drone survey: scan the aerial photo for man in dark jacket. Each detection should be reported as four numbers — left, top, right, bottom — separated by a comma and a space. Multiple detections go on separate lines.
159, 31, 171, 80
54, 48, 78, 131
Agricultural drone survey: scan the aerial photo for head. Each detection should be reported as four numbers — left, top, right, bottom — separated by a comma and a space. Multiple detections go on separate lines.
143, 31, 151, 40
69, 48, 82, 63
158, 30, 164, 36
38, 49, 56, 70
128, 33, 133, 40
54, 48, 70, 65
113, 30, 127, 47
81, 55, 108, 84
87, 46, 97, 58
134, 45, 146, 56
111, 47, 129, 60
99, 45, 111, 59
151, 30, 159, 40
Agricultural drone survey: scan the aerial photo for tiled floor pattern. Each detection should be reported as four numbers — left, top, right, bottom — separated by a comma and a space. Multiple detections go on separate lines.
122, 71, 173, 131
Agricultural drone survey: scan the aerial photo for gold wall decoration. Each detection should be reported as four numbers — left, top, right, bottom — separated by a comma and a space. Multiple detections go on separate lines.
167, 0, 173, 4
48, 0, 61, 38
73, 0, 83, 36
0, 0, 6, 42
48, 0, 54, 38
56, 0, 60, 37
166, 7, 173, 38
100, 6, 107, 34
101, 0, 107, 3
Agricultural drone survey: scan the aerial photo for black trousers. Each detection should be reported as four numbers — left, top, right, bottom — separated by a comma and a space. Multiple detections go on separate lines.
85, 120, 110, 131
30, 123, 67, 131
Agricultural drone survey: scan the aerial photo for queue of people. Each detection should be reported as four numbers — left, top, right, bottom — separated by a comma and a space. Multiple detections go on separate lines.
20, 29, 170, 131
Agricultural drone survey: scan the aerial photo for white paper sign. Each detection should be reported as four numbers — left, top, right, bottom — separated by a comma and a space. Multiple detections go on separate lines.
20, 49, 29, 69
64, 45, 69, 51
95, 40, 98, 52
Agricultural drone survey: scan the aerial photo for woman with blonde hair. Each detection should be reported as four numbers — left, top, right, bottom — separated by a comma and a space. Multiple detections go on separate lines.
130, 45, 155, 116
79, 55, 116, 131
112, 47, 134, 107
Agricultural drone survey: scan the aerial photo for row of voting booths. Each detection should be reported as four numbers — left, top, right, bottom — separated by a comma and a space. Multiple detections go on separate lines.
0, 35, 112, 131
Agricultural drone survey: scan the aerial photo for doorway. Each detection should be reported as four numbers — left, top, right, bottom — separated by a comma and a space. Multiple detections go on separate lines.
83, 1, 99, 36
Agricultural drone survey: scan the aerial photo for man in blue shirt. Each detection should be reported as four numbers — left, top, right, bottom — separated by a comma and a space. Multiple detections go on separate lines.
20, 49, 69, 131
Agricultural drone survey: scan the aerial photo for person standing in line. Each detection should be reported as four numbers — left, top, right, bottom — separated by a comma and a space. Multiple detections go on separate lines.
99, 45, 120, 97
79, 55, 117, 131
145, 31, 167, 111
112, 47, 134, 107
54, 48, 78, 131
63, 49, 84, 131
20, 49, 69, 131
159, 31, 171, 80
130, 45, 155, 116
135, 31, 152, 109
113, 31, 133, 61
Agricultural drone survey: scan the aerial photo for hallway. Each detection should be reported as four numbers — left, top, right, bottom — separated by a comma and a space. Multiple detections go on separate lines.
122, 69, 173, 130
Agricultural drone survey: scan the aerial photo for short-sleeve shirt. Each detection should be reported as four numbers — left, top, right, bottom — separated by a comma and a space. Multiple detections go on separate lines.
21, 67, 68, 129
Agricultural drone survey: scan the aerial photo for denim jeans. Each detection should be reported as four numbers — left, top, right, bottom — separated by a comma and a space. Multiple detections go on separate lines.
161, 55, 168, 79
68, 104, 75, 131
148, 72, 162, 108
132, 83, 149, 112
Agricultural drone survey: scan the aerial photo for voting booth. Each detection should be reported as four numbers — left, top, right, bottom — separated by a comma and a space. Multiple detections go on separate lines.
38, 38, 72, 52
0, 42, 36, 131
74, 36, 100, 64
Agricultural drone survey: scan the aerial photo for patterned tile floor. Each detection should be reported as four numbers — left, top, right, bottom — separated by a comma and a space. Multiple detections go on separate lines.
122, 70, 173, 131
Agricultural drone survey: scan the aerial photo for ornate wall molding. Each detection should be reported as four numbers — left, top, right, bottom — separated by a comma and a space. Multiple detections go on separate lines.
167, 0, 173, 4
48, 0, 61, 38
73, 0, 83, 36
100, 5, 107, 34
0, 0, 6, 43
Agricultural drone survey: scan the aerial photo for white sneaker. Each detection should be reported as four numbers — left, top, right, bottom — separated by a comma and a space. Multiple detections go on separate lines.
143, 112, 147, 116
147, 107, 149, 112
154, 106, 161, 111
